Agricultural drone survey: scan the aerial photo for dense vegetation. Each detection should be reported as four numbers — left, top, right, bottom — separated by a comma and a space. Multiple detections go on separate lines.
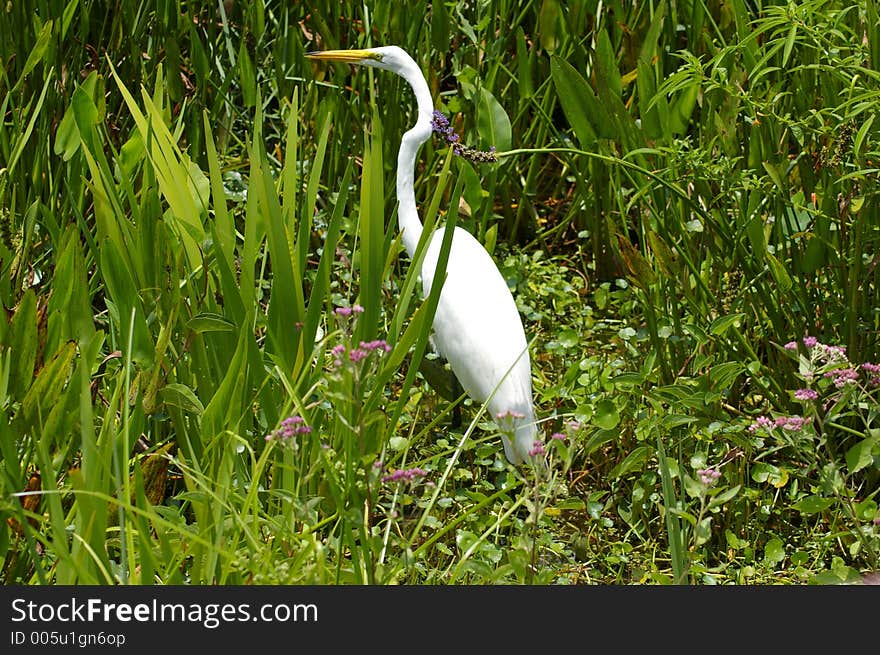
1, 0, 878, 585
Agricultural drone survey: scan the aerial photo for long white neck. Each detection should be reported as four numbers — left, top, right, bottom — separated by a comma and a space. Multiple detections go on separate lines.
394, 59, 435, 259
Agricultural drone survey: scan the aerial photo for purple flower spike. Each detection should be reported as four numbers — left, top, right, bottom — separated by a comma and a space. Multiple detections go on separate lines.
430, 109, 498, 163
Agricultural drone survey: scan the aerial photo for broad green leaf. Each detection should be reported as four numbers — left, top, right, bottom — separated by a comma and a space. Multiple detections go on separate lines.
538, 0, 564, 54
20, 19, 54, 82
477, 88, 511, 153
20, 342, 76, 432
695, 517, 713, 546
791, 496, 835, 514
766, 251, 792, 293
610, 445, 650, 479
616, 233, 656, 289
854, 499, 878, 521
201, 319, 254, 438
99, 238, 153, 367
515, 27, 533, 99
46, 227, 96, 355
431, 0, 449, 54
186, 313, 236, 334
763, 537, 785, 565
751, 462, 789, 488
707, 485, 742, 511
762, 160, 786, 191
9, 289, 38, 400
54, 72, 106, 160
159, 383, 205, 415
709, 314, 745, 336
595, 29, 622, 98
593, 399, 620, 430
845, 436, 880, 474
668, 81, 699, 136
237, 40, 256, 108
551, 56, 599, 145
458, 158, 485, 217
707, 362, 744, 391
389, 437, 409, 451
636, 58, 662, 139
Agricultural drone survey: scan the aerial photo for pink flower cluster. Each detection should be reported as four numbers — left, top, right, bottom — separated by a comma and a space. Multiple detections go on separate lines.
266, 415, 312, 442
334, 304, 364, 317
528, 440, 546, 457
823, 367, 858, 388
331, 339, 391, 366
381, 467, 428, 483
696, 468, 722, 485
496, 410, 526, 420
862, 362, 880, 386
794, 388, 818, 401
749, 415, 811, 432
785, 335, 846, 362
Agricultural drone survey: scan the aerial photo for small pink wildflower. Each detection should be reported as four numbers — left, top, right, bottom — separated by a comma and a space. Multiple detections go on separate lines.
696, 468, 722, 485
266, 415, 311, 441
794, 388, 819, 401
349, 348, 369, 363
784, 341, 798, 351
528, 440, 546, 457
748, 415, 774, 432
382, 467, 428, 483
550, 432, 566, 441
862, 362, 880, 374
496, 410, 526, 420
360, 339, 392, 353
823, 367, 858, 388
774, 415, 811, 431
335, 304, 364, 317
803, 336, 818, 348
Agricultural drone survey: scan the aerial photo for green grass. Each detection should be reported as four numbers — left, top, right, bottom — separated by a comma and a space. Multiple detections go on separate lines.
1, 0, 878, 585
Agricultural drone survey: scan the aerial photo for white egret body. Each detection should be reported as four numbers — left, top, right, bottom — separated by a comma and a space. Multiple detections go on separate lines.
307, 46, 538, 465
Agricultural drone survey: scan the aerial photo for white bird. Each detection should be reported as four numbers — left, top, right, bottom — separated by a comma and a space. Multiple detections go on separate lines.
307, 46, 539, 465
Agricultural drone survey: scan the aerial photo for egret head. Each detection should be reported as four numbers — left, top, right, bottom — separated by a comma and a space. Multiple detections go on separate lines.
305, 45, 416, 75
306, 45, 433, 123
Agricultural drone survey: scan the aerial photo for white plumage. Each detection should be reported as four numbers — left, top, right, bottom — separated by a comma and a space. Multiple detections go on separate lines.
307, 46, 538, 464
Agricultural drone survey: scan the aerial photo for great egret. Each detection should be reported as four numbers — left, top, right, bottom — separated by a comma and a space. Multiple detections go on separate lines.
307, 46, 539, 465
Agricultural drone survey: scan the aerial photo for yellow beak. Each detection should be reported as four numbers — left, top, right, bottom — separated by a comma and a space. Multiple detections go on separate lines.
305, 49, 382, 64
